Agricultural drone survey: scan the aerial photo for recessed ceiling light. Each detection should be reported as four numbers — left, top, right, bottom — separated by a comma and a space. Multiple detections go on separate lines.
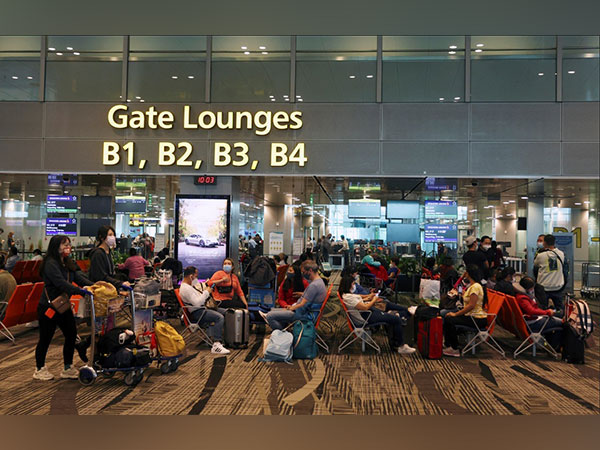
476, 43, 484, 47
48, 47, 55, 51
349, 75, 356, 79
73, 52, 80, 55
454, 96, 461, 100
448, 51, 456, 55
188, 75, 194, 79
56, 52, 63, 56
66, 47, 73, 50
27, 76, 33, 79
135, 96, 141, 99
449, 45, 457, 49
259, 46, 266, 50
140, 99, 145, 102
568, 70, 576, 74
439, 97, 445, 101
475, 49, 482, 53
538, 72, 544, 76
521, 196, 528, 199
262, 51, 268, 55
575, 202, 582, 205
366, 74, 374, 78
270, 98, 276, 101
11, 76, 18, 80
171, 75, 178, 79
584, 201, 590, 204
241, 46, 247, 50
244, 51, 250, 55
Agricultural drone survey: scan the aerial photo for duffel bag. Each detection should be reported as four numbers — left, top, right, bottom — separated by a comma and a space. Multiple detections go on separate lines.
97, 328, 135, 355
102, 346, 135, 368
292, 320, 317, 359
154, 321, 185, 356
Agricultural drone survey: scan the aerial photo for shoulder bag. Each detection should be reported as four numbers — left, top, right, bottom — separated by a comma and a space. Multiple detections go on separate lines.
45, 270, 72, 314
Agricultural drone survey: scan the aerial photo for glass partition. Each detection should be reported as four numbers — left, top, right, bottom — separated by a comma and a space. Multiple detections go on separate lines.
211, 36, 290, 102
0, 36, 40, 101
296, 36, 376, 102
470, 36, 556, 102
128, 36, 206, 102
45, 36, 123, 101
562, 36, 599, 101
383, 36, 465, 102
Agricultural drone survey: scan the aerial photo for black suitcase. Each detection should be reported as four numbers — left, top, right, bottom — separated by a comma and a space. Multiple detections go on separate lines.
224, 309, 250, 349
562, 324, 585, 364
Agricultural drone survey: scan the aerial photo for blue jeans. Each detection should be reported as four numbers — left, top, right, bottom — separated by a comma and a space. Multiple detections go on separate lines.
545, 290, 564, 317
440, 308, 459, 318
266, 309, 299, 330
366, 301, 408, 347
190, 308, 225, 342
527, 316, 563, 349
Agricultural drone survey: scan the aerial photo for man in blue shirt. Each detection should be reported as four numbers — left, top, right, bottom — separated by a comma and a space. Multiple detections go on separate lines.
261, 260, 326, 330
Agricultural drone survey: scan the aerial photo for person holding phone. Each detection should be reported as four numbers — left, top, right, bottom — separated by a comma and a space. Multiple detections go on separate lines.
207, 258, 248, 309
34, 235, 94, 381
277, 263, 309, 307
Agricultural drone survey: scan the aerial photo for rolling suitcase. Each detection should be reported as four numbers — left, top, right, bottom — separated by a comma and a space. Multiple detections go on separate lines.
224, 309, 250, 349
417, 317, 443, 359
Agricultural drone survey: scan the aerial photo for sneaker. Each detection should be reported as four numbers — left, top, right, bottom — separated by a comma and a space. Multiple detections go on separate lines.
442, 347, 461, 357
407, 306, 418, 316
25, 321, 39, 328
60, 366, 79, 379
33, 366, 54, 381
211, 342, 231, 355
397, 344, 417, 355
258, 311, 269, 323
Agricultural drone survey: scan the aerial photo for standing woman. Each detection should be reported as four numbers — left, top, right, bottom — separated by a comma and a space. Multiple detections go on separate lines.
88, 225, 130, 290
34, 235, 93, 380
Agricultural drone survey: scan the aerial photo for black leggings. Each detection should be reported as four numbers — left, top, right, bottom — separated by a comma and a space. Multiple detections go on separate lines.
35, 305, 77, 370
443, 315, 487, 350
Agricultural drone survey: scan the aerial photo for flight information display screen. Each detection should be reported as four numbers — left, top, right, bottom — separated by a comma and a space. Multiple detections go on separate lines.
424, 224, 458, 243
425, 200, 458, 219
46, 218, 77, 236
46, 195, 78, 214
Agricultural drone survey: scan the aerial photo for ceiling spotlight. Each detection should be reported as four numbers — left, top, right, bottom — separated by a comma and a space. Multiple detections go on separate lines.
270, 98, 276, 101
568, 70, 576, 74
140, 99, 145, 102
269, 95, 275, 98
262, 51, 268, 55
135, 96, 141, 99
454, 96, 461, 100
448, 51, 456, 55
171, 75, 178, 79
476, 43, 484, 47
73, 52, 80, 55
259, 46, 266, 50
449, 45, 457, 49
56, 52, 63, 56
349, 75, 356, 79
521, 196, 528, 200
575, 202, 582, 205
27, 76, 33, 79
538, 72, 544, 76
439, 97, 445, 101
366, 74, 374, 78
66, 46, 73, 50
475, 49, 482, 53
48, 47, 56, 51
296, 95, 301, 98
188, 75, 194, 79
11, 76, 18, 80
244, 51, 250, 55
584, 201, 590, 204
241, 46, 247, 50
298, 98, 303, 102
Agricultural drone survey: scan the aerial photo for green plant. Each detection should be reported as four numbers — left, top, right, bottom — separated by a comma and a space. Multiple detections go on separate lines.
112, 250, 128, 265
397, 257, 419, 275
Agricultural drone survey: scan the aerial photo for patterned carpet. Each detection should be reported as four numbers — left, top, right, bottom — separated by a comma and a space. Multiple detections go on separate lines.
0, 273, 598, 415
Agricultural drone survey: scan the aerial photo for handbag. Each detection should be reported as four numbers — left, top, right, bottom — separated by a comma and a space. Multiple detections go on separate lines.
206, 296, 220, 310
216, 284, 233, 294
47, 291, 72, 314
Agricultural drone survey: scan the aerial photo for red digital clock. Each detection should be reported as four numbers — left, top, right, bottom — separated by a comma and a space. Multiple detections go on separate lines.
194, 176, 217, 185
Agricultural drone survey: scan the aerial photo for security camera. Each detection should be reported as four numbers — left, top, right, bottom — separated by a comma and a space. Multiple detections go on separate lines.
471, 180, 478, 187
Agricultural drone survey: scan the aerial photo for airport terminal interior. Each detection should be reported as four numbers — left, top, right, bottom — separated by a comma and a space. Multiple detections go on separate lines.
0, 34, 598, 416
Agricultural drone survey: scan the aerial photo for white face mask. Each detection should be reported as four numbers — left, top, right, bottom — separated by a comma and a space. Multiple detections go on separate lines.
481, 244, 491, 251
537, 242, 544, 248
223, 264, 233, 273
350, 284, 357, 294
354, 275, 360, 283
192, 278, 199, 286
106, 235, 116, 248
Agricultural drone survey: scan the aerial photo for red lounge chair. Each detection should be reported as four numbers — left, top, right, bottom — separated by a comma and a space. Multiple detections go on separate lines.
0, 284, 33, 343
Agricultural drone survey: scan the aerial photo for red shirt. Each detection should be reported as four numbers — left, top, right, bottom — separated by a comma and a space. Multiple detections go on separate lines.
207, 270, 245, 301
516, 293, 552, 320
277, 278, 309, 307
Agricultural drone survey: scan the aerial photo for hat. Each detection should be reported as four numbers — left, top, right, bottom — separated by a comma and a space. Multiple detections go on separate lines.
464, 235, 477, 246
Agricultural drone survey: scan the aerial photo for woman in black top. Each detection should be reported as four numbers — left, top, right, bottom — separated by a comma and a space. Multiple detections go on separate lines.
88, 225, 130, 289
34, 235, 93, 381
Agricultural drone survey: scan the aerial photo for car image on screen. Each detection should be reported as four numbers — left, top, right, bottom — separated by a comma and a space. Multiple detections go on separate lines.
185, 234, 218, 247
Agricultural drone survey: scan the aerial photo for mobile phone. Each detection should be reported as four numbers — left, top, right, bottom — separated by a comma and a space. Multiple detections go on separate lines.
376, 290, 381, 296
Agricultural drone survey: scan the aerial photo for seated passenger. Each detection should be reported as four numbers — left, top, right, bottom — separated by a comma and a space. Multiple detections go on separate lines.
260, 260, 325, 329
421, 257, 440, 280
339, 275, 416, 355
493, 267, 516, 296
5, 246, 20, 273
179, 266, 230, 354
31, 249, 44, 261
486, 268, 499, 290
342, 266, 371, 295
277, 253, 288, 267
516, 276, 562, 349
277, 263, 309, 308
385, 257, 400, 288
442, 265, 489, 357
118, 247, 151, 282
207, 258, 248, 309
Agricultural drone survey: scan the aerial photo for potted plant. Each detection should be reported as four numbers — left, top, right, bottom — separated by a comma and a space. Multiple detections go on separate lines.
395, 256, 421, 293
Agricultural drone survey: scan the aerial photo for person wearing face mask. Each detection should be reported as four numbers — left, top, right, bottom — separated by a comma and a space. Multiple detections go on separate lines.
515, 276, 562, 350
339, 275, 416, 354
277, 263, 309, 308
260, 260, 326, 330
493, 267, 517, 296
88, 225, 130, 290
462, 235, 488, 279
478, 236, 494, 277
207, 258, 248, 309
34, 235, 94, 381
342, 266, 371, 295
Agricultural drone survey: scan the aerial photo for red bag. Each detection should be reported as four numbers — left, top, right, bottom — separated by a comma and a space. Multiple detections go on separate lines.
417, 317, 443, 359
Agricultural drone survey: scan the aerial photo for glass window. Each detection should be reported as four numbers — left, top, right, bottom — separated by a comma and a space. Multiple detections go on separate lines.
128, 36, 206, 102
383, 36, 465, 102
211, 36, 290, 102
0, 36, 40, 101
45, 36, 123, 101
296, 36, 376, 102
562, 36, 599, 101
471, 36, 556, 102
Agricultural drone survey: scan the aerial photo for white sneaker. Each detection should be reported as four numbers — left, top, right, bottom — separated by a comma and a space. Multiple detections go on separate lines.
258, 311, 269, 323
60, 366, 79, 379
397, 344, 417, 355
211, 342, 231, 355
33, 366, 54, 381
442, 347, 461, 357
407, 306, 418, 316
25, 321, 39, 328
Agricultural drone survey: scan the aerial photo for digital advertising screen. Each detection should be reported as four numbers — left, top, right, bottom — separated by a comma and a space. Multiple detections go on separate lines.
348, 199, 381, 218
46, 218, 77, 236
424, 224, 458, 243
386, 201, 420, 219
81, 195, 112, 215
80, 218, 112, 237
175, 195, 230, 280
386, 223, 420, 243
115, 195, 147, 213
46, 195, 78, 214
425, 200, 458, 219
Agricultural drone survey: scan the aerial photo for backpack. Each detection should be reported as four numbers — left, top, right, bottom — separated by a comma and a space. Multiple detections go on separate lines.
292, 320, 317, 359
244, 256, 275, 286
261, 330, 293, 363
154, 321, 185, 356
98, 327, 136, 355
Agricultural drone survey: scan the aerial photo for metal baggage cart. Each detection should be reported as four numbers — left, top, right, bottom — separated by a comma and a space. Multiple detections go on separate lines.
581, 262, 600, 300
78, 290, 150, 387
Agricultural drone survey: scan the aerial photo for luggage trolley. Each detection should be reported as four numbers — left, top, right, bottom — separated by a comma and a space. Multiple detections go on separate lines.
581, 262, 600, 300
78, 290, 150, 387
